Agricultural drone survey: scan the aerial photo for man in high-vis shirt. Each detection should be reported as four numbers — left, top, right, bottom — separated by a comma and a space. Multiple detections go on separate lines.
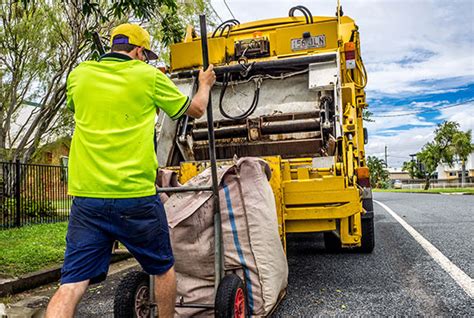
46, 24, 216, 318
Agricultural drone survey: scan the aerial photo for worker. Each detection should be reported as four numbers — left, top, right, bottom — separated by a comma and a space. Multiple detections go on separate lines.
45, 23, 216, 318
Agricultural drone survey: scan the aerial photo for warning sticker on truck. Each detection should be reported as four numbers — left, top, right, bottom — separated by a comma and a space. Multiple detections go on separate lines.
291, 35, 326, 51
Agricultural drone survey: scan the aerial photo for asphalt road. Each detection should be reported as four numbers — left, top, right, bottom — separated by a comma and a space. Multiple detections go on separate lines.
273, 192, 473, 316
21, 192, 473, 316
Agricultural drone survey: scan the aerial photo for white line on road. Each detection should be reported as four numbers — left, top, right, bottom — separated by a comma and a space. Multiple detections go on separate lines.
374, 200, 473, 299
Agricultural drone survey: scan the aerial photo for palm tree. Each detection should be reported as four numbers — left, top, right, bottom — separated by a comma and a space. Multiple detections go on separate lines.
452, 130, 473, 186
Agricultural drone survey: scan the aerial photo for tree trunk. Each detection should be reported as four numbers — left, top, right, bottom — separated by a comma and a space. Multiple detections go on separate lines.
461, 161, 466, 187
424, 176, 430, 190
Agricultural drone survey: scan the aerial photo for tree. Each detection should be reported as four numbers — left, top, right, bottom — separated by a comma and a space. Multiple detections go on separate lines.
367, 156, 389, 188
402, 160, 423, 179
452, 130, 473, 186
1, 0, 214, 162
417, 142, 442, 190
0, 0, 114, 162
416, 121, 459, 190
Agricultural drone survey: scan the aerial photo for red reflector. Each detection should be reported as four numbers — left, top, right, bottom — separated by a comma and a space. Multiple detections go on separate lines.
345, 50, 355, 60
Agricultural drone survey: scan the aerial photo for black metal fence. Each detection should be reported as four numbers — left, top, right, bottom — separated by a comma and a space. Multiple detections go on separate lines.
0, 160, 71, 229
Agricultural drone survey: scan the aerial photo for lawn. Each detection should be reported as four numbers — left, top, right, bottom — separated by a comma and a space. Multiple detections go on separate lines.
373, 188, 474, 194
0, 222, 67, 277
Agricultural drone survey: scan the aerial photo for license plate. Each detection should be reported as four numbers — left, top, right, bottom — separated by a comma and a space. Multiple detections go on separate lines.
291, 35, 326, 51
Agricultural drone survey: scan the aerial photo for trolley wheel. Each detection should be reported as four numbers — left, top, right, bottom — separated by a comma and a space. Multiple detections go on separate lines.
215, 274, 248, 318
114, 270, 152, 318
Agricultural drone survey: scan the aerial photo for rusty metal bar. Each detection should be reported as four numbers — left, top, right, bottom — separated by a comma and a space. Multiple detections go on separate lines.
192, 118, 320, 140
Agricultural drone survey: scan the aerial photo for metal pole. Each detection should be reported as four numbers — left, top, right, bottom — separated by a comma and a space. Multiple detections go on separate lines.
199, 14, 224, 290
15, 159, 21, 227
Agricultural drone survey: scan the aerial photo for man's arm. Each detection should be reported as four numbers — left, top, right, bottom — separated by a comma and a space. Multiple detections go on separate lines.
186, 65, 216, 119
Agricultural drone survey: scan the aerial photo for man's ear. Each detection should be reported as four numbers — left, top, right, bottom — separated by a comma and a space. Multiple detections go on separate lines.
137, 46, 145, 58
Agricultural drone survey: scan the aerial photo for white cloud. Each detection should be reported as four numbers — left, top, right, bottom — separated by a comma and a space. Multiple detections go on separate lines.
210, 0, 474, 96
366, 126, 436, 167
366, 100, 474, 167
437, 101, 474, 133
366, 113, 433, 133
208, 0, 474, 167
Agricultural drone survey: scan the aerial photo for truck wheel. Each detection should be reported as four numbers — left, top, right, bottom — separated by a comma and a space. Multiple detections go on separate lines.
355, 216, 375, 253
114, 270, 151, 318
362, 197, 374, 213
215, 274, 248, 318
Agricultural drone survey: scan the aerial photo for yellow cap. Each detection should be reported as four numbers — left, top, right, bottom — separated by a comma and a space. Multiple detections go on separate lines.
110, 23, 158, 60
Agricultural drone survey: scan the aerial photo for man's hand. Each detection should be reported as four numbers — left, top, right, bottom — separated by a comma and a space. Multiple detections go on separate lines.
186, 65, 217, 118
199, 65, 216, 88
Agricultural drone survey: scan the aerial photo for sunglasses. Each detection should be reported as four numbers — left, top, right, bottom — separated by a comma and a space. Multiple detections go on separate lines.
143, 50, 150, 64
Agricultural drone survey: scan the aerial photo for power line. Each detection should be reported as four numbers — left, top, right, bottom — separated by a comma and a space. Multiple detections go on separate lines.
371, 100, 472, 118
209, 2, 223, 23
223, 0, 236, 19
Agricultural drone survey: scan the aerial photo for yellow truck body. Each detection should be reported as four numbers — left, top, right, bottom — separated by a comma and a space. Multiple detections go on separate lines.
158, 9, 373, 252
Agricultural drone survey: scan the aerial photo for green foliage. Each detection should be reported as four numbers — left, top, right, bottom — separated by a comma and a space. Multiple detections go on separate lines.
402, 160, 424, 179
415, 121, 473, 189
3, 0, 215, 162
433, 121, 459, 165
0, 222, 67, 276
1, 198, 57, 220
417, 142, 441, 178
23, 198, 57, 218
362, 109, 374, 122
367, 156, 389, 188
452, 130, 473, 163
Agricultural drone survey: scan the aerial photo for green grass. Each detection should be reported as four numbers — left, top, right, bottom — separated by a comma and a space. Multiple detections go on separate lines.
374, 188, 474, 194
0, 222, 67, 277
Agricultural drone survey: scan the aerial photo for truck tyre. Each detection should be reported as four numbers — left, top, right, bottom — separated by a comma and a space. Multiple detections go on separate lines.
114, 270, 151, 318
215, 274, 248, 318
356, 215, 375, 253
362, 197, 374, 213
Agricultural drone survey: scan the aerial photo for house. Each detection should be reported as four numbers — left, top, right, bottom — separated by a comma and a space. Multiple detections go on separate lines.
387, 168, 410, 181
436, 150, 474, 182
32, 137, 71, 165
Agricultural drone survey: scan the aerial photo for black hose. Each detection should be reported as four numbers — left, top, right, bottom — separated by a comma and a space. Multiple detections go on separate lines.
289, 5, 313, 24
297, 5, 314, 23
211, 19, 240, 38
219, 73, 260, 120
219, 24, 232, 38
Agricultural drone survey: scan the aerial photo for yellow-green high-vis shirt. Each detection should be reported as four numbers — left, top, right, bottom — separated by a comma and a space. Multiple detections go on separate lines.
66, 53, 190, 198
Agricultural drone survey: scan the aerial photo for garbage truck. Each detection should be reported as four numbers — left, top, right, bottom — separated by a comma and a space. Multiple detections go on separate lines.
114, 4, 374, 317
159, 4, 374, 253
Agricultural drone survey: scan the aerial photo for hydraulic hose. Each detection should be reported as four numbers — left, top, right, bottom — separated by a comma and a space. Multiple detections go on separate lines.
211, 19, 240, 38
289, 5, 313, 24
219, 73, 261, 120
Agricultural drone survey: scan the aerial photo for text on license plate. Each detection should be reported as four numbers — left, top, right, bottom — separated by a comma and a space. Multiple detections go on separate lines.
291, 35, 326, 51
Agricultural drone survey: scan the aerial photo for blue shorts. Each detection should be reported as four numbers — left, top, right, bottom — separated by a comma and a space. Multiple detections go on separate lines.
61, 194, 174, 285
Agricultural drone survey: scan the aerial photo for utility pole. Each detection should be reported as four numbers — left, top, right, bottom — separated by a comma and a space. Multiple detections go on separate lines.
384, 145, 388, 168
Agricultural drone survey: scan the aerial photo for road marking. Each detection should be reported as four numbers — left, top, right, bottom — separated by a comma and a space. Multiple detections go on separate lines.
374, 200, 473, 299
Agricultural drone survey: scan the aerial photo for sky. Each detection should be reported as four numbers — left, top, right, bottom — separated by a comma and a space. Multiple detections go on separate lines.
210, 0, 474, 167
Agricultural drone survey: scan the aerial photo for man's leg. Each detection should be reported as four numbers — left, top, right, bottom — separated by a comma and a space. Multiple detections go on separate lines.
154, 266, 177, 318
45, 280, 89, 318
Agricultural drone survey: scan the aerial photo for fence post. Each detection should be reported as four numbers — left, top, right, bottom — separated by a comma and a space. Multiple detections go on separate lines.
15, 159, 21, 227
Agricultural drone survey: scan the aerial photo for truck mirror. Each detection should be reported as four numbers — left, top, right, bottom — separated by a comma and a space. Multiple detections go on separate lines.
364, 128, 368, 144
